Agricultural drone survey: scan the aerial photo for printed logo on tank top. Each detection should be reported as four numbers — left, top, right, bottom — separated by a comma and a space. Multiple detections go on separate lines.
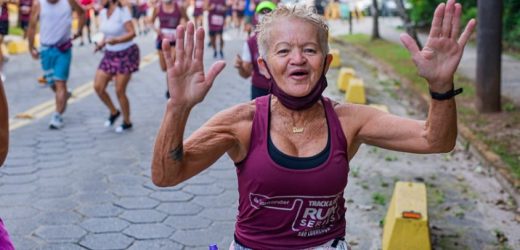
249, 192, 342, 237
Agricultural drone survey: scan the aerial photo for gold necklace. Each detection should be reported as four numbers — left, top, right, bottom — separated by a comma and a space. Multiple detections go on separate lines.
292, 126, 304, 133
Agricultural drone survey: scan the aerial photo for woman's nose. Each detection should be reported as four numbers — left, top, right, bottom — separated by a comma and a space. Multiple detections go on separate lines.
289, 51, 306, 65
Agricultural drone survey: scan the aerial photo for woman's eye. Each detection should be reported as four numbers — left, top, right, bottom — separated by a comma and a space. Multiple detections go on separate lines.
304, 48, 316, 53
276, 49, 289, 54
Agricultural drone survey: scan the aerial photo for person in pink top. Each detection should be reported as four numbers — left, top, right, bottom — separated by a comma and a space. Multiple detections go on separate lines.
151, 0, 475, 248
80, 0, 94, 45
0, 77, 14, 250
148, 0, 188, 98
0, 0, 17, 76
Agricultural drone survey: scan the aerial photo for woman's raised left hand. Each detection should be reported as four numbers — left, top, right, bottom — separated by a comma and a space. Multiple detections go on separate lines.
400, 0, 476, 92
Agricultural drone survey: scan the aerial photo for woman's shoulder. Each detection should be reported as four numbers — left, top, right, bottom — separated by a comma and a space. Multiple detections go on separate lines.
213, 100, 256, 125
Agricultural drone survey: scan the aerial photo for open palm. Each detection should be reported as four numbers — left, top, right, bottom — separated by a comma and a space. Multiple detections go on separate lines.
162, 22, 226, 108
400, 0, 476, 91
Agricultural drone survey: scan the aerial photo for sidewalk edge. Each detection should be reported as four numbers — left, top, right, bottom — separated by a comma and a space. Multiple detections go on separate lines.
331, 36, 520, 209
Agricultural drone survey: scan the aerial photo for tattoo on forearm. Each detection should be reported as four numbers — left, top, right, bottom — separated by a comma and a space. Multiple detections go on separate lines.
168, 144, 184, 161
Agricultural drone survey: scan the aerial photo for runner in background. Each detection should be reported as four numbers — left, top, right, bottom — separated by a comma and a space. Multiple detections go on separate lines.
148, 0, 188, 98
137, 0, 149, 34
234, 0, 274, 99
93, 0, 139, 133
0, 0, 18, 80
80, 0, 94, 45
18, 0, 33, 39
205, 0, 226, 58
28, 0, 85, 129
231, 0, 244, 31
192, 0, 204, 28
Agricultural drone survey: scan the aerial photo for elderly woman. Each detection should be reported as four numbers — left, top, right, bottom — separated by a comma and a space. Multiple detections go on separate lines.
152, 0, 475, 248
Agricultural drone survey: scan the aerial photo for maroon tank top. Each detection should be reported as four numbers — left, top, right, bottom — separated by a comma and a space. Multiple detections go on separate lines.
247, 34, 269, 90
234, 95, 350, 249
19, 0, 33, 21
193, 0, 204, 15
0, 4, 8, 21
156, 2, 181, 42
208, 0, 226, 31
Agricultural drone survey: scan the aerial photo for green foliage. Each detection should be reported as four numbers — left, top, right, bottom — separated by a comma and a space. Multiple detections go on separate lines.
408, 0, 520, 49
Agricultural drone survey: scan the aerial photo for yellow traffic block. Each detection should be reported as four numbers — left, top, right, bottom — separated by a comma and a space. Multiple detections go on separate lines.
72, 18, 78, 32
344, 78, 366, 104
35, 34, 40, 48
7, 40, 29, 54
382, 181, 431, 250
369, 104, 389, 113
329, 49, 341, 68
336, 67, 356, 92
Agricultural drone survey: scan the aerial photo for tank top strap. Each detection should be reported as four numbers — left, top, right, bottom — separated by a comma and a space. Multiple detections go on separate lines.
251, 94, 270, 146
321, 96, 348, 150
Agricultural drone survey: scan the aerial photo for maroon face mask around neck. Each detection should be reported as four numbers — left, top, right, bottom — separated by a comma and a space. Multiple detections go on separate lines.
264, 61, 328, 111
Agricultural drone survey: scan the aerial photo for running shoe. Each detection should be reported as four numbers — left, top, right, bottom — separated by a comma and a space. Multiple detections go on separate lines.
219, 51, 224, 59
165, 90, 170, 99
213, 50, 218, 58
49, 112, 64, 130
104, 110, 121, 127
115, 122, 132, 133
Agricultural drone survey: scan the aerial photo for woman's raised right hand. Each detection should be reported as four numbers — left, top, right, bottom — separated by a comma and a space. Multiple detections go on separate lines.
162, 22, 226, 108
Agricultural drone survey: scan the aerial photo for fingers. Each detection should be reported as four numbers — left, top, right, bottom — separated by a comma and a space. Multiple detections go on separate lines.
451, 3, 462, 39
429, 3, 445, 38
175, 25, 185, 63
184, 22, 195, 62
458, 18, 476, 47
400, 33, 420, 58
441, 0, 455, 38
162, 38, 175, 69
205, 61, 226, 87
194, 27, 205, 63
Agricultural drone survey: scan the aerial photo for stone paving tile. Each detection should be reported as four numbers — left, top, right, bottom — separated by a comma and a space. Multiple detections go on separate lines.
149, 190, 194, 202
0, 174, 39, 184
34, 225, 87, 242
74, 192, 116, 204
80, 217, 130, 233
182, 184, 225, 196
77, 203, 123, 218
127, 239, 184, 250
1, 157, 38, 167
156, 202, 204, 216
0, 206, 39, 219
35, 160, 71, 170
38, 168, 74, 178
36, 243, 88, 250
163, 215, 212, 230
36, 186, 75, 199
10, 235, 40, 250
37, 154, 72, 162
108, 174, 148, 186
119, 209, 167, 223
3, 217, 40, 235
79, 233, 134, 249
0, 166, 39, 176
0, 193, 33, 206
123, 223, 175, 240
191, 191, 238, 208
33, 198, 78, 211
114, 196, 160, 209
38, 211, 82, 225
183, 174, 217, 185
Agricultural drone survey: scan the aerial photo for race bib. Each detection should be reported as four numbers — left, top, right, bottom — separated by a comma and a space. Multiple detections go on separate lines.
195, 1, 204, 8
210, 15, 224, 26
161, 28, 176, 40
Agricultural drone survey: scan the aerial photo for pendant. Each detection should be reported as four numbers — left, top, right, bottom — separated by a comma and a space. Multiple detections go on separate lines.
292, 127, 304, 133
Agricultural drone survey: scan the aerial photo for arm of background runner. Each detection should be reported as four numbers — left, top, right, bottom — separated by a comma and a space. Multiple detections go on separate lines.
27, 0, 39, 57
0, 79, 8, 166
68, 0, 86, 39
147, 6, 160, 34
235, 42, 252, 78
179, 5, 189, 25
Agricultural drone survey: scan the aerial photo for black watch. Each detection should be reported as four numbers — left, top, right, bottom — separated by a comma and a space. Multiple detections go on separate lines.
429, 87, 463, 101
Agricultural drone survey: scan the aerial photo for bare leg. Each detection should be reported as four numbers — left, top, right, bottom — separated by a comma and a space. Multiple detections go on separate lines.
94, 70, 118, 114
54, 80, 68, 114
115, 73, 132, 124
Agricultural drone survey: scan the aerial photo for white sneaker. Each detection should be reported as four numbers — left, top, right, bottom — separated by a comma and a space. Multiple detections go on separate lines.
49, 113, 64, 129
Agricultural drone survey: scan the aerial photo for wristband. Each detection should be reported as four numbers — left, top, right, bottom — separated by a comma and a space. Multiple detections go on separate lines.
429, 87, 463, 101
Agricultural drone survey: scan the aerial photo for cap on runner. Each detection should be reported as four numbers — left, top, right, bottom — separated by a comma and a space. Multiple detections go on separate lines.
255, 1, 276, 13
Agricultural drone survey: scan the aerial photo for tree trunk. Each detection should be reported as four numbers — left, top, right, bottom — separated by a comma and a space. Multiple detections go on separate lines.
394, 0, 422, 49
476, 0, 502, 112
372, 0, 381, 40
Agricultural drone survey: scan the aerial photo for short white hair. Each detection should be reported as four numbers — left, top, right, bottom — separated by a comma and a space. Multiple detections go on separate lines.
256, 4, 329, 58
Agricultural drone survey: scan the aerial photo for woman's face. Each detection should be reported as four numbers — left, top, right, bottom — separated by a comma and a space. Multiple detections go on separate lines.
259, 17, 329, 97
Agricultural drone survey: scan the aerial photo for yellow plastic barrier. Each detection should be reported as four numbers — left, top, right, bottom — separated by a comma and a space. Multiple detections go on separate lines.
329, 49, 341, 68
382, 181, 431, 250
344, 78, 366, 104
336, 67, 356, 92
7, 41, 28, 54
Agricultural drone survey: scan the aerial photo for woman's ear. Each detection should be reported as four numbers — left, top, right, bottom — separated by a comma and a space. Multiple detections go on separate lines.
257, 57, 271, 79
324, 54, 333, 74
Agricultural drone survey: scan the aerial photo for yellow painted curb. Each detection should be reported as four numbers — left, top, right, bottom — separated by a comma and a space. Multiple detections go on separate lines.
382, 181, 431, 250
329, 49, 341, 68
7, 40, 29, 54
9, 52, 158, 131
336, 67, 355, 92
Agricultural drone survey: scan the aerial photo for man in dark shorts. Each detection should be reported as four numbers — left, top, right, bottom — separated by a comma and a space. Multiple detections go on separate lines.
207, 0, 227, 58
